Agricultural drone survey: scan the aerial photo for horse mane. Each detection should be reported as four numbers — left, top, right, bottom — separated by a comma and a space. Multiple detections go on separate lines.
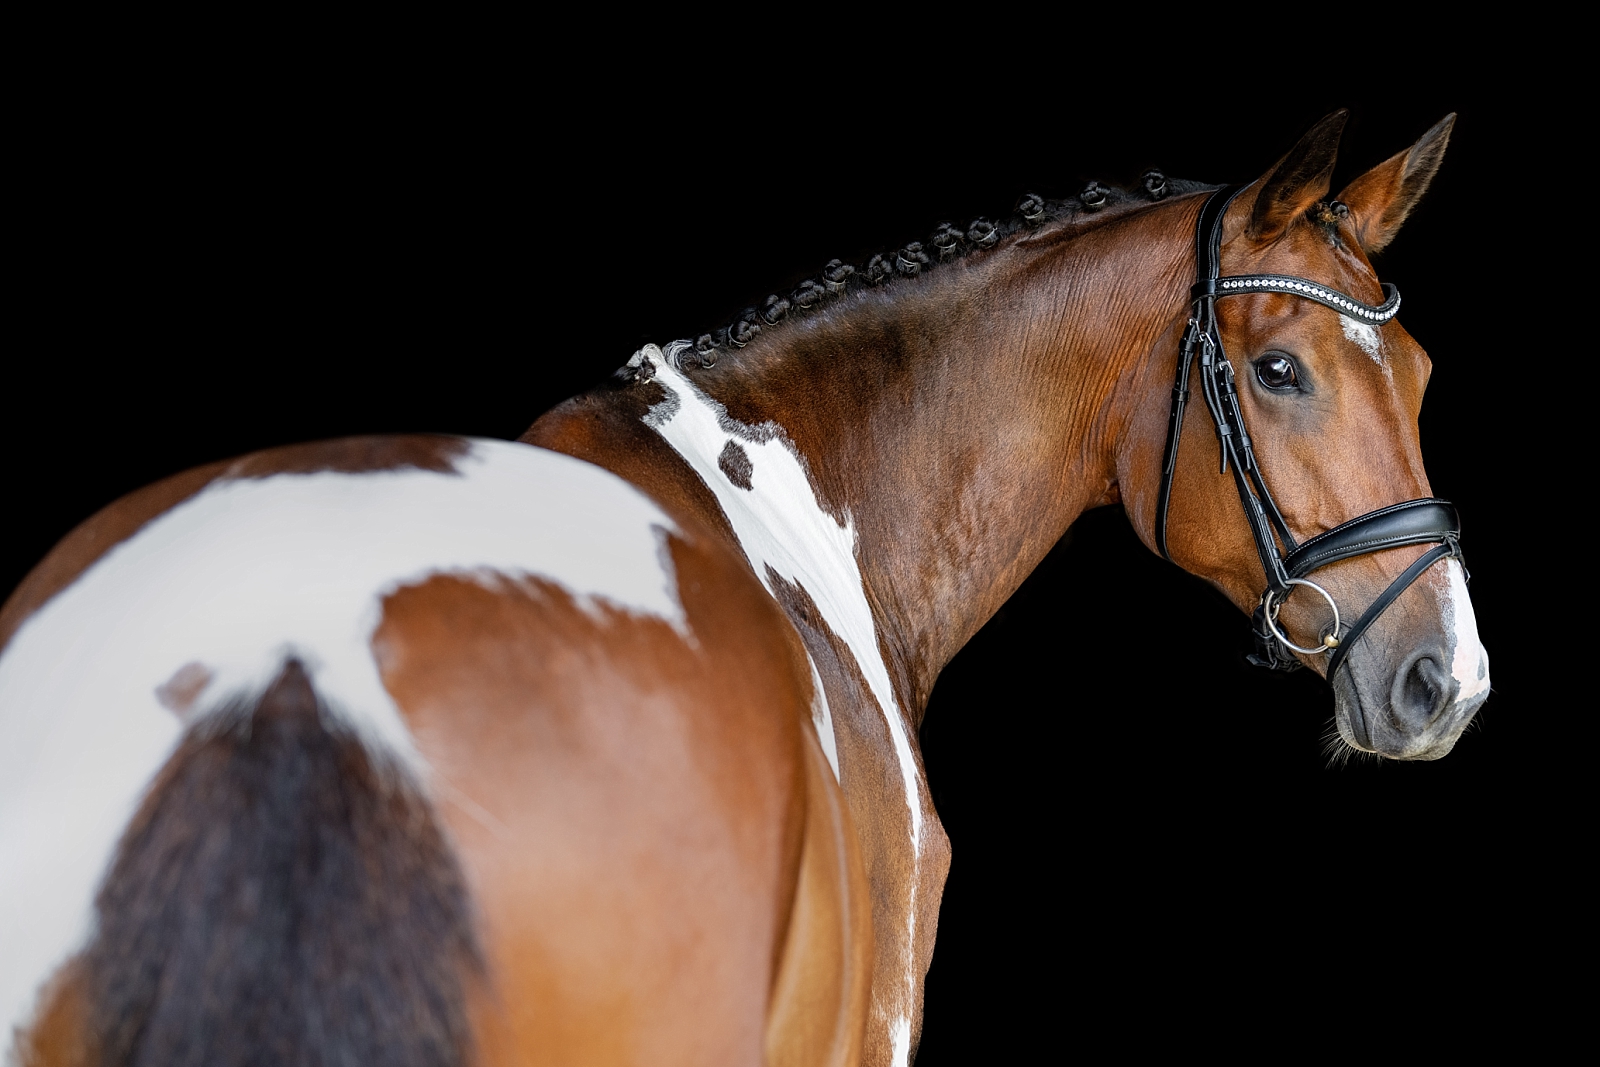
617, 170, 1220, 380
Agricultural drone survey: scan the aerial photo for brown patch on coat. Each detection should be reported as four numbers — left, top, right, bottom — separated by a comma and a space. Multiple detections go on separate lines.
0, 435, 471, 654
719, 439, 754, 490
153, 661, 213, 720
218, 434, 471, 479
10, 957, 90, 1067
372, 527, 870, 1065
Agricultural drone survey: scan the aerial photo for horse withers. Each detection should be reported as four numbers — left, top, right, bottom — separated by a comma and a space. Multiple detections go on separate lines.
2, 112, 1486, 1066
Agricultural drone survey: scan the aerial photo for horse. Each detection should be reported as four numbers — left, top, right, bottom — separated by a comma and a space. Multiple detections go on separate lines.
1, 110, 1488, 1066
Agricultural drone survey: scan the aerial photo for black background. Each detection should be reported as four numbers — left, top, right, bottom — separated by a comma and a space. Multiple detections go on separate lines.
8, 54, 1564, 1057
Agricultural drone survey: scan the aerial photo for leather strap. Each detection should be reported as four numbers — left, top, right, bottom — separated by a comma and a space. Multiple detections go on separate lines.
1326, 540, 1463, 678
1183, 186, 1297, 595
1156, 187, 1245, 562
1284, 499, 1458, 580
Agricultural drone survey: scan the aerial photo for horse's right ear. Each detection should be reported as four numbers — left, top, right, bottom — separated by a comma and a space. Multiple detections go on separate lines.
1246, 111, 1349, 242
1334, 113, 1455, 254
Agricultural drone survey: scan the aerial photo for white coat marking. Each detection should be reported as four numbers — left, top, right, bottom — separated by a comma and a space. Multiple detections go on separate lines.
890, 1017, 913, 1067
640, 346, 924, 1065
642, 346, 916, 818
1341, 315, 1384, 364
806, 652, 841, 780
1442, 559, 1489, 703
0, 441, 684, 1037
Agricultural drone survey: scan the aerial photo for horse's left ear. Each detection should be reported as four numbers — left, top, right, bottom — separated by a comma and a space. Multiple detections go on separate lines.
1334, 113, 1455, 254
1247, 110, 1348, 242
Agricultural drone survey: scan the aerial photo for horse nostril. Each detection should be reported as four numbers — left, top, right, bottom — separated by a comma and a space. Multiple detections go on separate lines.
1393, 653, 1455, 732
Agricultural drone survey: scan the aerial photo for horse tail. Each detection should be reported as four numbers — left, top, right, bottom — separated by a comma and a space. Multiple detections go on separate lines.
21, 659, 482, 1067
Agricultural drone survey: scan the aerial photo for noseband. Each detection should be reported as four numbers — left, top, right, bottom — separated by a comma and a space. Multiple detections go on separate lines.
1154, 187, 1466, 677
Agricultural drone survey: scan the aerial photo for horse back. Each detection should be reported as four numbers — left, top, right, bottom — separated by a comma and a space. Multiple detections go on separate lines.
2, 435, 869, 1066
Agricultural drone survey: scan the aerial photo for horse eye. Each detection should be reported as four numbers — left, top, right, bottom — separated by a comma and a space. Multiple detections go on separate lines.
1256, 355, 1299, 390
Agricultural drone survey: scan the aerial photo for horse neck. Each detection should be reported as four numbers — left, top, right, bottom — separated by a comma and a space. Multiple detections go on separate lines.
681, 197, 1201, 715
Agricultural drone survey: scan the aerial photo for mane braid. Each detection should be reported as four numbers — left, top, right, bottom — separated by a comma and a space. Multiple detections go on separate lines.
613, 173, 1218, 381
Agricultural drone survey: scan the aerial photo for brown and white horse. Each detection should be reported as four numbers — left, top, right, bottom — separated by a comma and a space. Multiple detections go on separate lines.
2, 112, 1486, 1066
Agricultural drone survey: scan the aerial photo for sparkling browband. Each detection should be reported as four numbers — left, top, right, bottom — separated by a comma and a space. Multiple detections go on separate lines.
1195, 274, 1401, 324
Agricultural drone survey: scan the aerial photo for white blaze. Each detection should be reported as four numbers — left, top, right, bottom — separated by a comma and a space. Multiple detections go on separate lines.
1341, 315, 1384, 364
0, 441, 684, 1037
1442, 559, 1489, 703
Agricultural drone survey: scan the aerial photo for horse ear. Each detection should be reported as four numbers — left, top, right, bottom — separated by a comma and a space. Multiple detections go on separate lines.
1246, 110, 1348, 242
1334, 113, 1455, 254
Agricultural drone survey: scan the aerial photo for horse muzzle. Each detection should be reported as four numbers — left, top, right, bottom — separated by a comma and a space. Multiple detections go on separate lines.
1331, 632, 1490, 760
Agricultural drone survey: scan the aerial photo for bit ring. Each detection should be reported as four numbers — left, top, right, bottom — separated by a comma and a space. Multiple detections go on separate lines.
1262, 578, 1342, 656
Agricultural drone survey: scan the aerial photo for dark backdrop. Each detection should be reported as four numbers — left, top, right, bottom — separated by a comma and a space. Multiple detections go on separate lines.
8, 64, 1557, 1057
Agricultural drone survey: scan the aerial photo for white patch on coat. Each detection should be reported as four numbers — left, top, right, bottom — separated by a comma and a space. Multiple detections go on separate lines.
1442, 559, 1490, 703
0, 441, 683, 1038
1341, 315, 1384, 365
889, 1016, 913, 1067
642, 347, 920, 838
805, 652, 840, 781
641, 347, 926, 1057
890, 906, 915, 1067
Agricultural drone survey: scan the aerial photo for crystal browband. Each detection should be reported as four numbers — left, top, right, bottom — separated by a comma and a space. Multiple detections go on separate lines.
1192, 274, 1402, 324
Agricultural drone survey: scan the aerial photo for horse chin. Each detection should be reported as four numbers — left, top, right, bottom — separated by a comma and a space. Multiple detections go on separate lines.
1329, 654, 1488, 762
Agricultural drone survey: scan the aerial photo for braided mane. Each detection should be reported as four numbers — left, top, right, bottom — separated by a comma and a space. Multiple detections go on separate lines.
619, 170, 1218, 381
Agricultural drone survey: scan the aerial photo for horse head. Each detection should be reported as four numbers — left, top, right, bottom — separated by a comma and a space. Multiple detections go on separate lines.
1144, 112, 1488, 760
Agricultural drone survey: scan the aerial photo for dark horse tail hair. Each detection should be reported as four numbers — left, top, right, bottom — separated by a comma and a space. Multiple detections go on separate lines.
36, 659, 482, 1067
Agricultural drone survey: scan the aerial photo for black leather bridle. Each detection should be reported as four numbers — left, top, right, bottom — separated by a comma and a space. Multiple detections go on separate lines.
1154, 186, 1466, 677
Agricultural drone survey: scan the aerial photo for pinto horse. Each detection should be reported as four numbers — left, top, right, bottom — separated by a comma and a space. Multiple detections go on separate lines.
2, 111, 1487, 1066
